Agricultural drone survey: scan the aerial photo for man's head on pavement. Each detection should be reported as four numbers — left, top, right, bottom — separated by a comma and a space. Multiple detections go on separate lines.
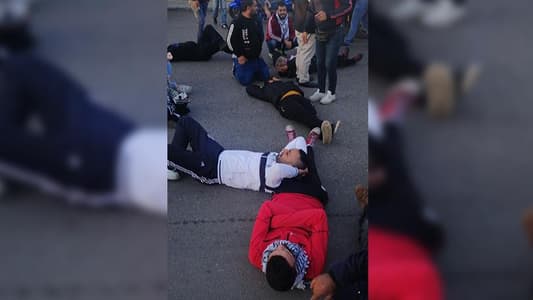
266, 245, 296, 291
241, 0, 258, 18
276, 3, 288, 20
275, 56, 289, 74
278, 149, 308, 170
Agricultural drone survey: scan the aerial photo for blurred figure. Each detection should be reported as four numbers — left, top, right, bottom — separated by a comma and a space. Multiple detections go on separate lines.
310, 185, 368, 300
0, 53, 166, 215
343, 0, 368, 46
367, 97, 445, 299
370, 7, 480, 117
523, 208, 533, 247
390, 0, 466, 28
167, 24, 228, 62
266, 2, 297, 57
248, 145, 328, 291
213, 0, 229, 29
305, 0, 352, 104
167, 61, 192, 121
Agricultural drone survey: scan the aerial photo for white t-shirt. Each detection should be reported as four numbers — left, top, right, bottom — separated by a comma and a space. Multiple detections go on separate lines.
217, 136, 307, 192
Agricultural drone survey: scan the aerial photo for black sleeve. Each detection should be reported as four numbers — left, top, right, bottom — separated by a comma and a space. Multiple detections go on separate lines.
328, 250, 367, 288
227, 22, 245, 57
304, 0, 316, 33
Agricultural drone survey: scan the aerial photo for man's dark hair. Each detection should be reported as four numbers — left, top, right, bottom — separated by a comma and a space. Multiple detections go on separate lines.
241, 0, 256, 12
297, 149, 309, 170
276, 2, 287, 9
266, 256, 297, 291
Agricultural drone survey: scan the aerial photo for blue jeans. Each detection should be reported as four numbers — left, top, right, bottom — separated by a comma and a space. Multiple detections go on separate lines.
233, 57, 270, 86
344, 0, 368, 45
213, 0, 227, 25
198, 1, 209, 42
316, 28, 344, 94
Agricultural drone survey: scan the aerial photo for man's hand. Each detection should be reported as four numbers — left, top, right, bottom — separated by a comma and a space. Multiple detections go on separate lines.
284, 39, 293, 49
298, 168, 309, 177
238, 56, 248, 65
310, 273, 336, 300
302, 32, 309, 44
314, 10, 327, 22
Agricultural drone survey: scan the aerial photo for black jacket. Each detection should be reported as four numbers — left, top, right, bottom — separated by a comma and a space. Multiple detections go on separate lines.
305, 0, 352, 33
226, 14, 264, 59
245, 81, 304, 107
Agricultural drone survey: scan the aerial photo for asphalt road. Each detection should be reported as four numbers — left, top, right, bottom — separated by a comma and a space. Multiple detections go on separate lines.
371, 1, 533, 299
167, 8, 368, 300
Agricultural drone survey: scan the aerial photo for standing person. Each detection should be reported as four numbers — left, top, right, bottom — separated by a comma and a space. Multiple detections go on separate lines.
190, 0, 210, 41
213, 0, 229, 29
265, 3, 297, 57
343, 0, 368, 46
306, 0, 352, 105
226, 0, 270, 85
294, 0, 317, 88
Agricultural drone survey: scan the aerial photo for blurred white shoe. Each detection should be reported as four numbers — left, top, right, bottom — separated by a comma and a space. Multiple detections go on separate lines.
177, 84, 193, 94
421, 0, 466, 28
390, 0, 427, 21
320, 91, 336, 105
168, 168, 180, 181
309, 89, 326, 102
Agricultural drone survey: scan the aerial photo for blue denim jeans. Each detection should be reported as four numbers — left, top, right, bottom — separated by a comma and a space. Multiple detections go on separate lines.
315, 28, 344, 94
197, 1, 209, 42
233, 57, 270, 86
344, 0, 368, 45
213, 0, 228, 25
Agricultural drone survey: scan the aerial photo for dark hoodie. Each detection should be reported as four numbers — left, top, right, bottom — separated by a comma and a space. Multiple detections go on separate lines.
226, 14, 264, 59
305, 0, 352, 34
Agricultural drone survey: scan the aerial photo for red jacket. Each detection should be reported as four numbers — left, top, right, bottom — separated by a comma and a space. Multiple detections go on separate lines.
266, 15, 296, 42
369, 228, 444, 300
248, 193, 328, 280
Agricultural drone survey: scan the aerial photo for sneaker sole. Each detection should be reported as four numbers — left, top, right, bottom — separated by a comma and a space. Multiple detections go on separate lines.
321, 120, 332, 144
424, 63, 454, 118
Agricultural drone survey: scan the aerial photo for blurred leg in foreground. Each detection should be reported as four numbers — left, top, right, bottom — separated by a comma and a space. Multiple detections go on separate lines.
0, 53, 166, 215
367, 99, 445, 299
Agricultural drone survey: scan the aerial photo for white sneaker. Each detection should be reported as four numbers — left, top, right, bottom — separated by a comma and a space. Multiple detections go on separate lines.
421, 0, 466, 28
390, 0, 427, 21
309, 89, 326, 102
320, 91, 336, 105
168, 169, 180, 181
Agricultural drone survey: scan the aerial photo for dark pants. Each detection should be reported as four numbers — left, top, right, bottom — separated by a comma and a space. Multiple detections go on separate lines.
369, 9, 424, 81
168, 116, 224, 183
0, 54, 133, 192
316, 28, 344, 94
369, 124, 445, 252
266, 38, 298, 55
197, 1, 209, 42
245, 85, 323, 129
167, 25, 224, 62
275, 146, 329, 205
233, 57, 270, 86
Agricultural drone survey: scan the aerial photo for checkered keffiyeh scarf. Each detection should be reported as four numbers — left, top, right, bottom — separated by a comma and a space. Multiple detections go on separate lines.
276, 13, 289, 41
262, 240, 310, 290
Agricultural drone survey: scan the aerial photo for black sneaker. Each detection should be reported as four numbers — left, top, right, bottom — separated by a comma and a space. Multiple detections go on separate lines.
213, 16, 218, 25
298, 81, 318, 88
